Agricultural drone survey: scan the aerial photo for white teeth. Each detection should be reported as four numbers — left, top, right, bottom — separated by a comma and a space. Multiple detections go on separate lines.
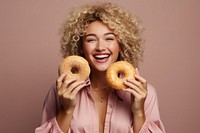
94, 54, 109, 59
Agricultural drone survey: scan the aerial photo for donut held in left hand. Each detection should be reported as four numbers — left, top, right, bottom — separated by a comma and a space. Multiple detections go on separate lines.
106, 61, 135, 89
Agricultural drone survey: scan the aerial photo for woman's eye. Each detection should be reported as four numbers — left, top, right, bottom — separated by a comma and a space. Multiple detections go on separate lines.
86, 39, 96, 42
106, 38, 114, 41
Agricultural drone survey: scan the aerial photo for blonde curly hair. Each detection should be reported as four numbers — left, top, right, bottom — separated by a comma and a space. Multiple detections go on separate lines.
60, 2, 144, 67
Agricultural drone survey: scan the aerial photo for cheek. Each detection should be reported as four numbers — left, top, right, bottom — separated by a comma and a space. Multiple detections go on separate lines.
82, 44, 93, 56
110, 43, 120, 53
82, 43, 88, 52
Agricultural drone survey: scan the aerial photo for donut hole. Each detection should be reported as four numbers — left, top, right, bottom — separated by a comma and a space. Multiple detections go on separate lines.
71, 67, 79, 74
117, 71, 125, 79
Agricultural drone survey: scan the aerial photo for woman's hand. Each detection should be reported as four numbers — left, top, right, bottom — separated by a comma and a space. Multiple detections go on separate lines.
123, 68, 147, 133
56, 72, 89, 132
123, 68, 147, 115
56, 72, 89, 113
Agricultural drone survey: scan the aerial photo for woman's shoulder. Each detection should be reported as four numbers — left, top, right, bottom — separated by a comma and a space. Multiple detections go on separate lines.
145, 83, 159, 105
147, 83, 158, 96
45, 84, 57, 99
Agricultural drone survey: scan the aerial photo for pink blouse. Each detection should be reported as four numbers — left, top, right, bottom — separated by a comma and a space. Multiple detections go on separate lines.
35, 83, 166, 133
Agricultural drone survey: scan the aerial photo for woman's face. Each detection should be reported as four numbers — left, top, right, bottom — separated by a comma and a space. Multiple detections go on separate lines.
82, 21, 120, 72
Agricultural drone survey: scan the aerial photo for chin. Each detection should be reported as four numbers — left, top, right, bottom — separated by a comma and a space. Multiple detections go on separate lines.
93, 65, 109, 72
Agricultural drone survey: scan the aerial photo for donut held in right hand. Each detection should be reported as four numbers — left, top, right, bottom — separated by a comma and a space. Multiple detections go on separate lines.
59, 55, 91, 81
106, 61, 135, 89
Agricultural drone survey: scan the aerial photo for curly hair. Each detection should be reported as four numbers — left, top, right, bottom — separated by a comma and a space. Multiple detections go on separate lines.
60, 2, 144, 67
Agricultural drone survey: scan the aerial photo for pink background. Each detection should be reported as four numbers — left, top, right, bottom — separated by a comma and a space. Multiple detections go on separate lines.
0, 0, 199, 133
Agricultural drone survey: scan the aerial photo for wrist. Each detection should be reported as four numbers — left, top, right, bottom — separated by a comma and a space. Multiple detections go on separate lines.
62, 107, 74, 115
56, 108, 74, 133
133, 110, 145, 118
132, 110, 146, 133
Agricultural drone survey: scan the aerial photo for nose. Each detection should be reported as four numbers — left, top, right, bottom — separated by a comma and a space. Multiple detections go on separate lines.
95, 39, 106, 51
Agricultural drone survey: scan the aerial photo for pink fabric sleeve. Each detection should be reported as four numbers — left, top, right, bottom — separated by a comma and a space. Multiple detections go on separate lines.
139, 84, 166, 133
35, 118, 64, 133
40, 84, 60, 125
35, 85, 66, 133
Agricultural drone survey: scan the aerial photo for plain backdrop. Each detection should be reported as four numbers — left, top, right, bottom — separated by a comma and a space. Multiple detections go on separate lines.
0, 0, 199, 133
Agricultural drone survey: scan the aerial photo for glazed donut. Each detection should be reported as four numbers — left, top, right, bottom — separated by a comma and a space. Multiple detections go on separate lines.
59, 55, 91, 81
106, 61, 135, 89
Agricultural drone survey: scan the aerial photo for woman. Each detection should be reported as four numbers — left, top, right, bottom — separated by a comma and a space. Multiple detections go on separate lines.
35, 2, 166, 133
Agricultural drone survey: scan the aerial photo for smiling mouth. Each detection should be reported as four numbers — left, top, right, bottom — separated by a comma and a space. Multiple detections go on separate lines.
94, 54, 110, 60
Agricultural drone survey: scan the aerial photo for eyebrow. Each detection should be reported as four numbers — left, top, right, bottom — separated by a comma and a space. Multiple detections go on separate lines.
84, 32, 115, 38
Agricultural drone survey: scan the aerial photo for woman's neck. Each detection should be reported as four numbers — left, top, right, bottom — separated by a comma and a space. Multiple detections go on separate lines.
90, 69, 109, 90
90, 69, 112, 103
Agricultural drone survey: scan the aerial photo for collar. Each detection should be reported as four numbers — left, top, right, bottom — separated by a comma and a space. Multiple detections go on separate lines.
84, 79, 130, 101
